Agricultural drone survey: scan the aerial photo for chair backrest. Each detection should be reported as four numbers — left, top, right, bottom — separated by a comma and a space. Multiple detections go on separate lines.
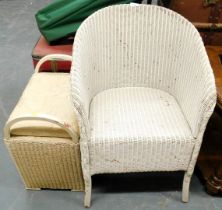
73, 5, 203, 93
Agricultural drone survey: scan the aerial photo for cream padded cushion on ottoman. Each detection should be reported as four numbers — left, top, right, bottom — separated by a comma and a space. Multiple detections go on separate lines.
4, 72, 84, 191
9, 73, 79, 139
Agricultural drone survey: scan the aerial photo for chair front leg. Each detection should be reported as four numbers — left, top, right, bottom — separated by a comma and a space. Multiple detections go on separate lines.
182, 172, 191, 202
84, 176, 92, 208
182, 134, 204, 203
80, 138, 92, 207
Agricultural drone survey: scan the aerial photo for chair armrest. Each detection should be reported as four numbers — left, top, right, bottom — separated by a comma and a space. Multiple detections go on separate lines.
173, 45, 217, 137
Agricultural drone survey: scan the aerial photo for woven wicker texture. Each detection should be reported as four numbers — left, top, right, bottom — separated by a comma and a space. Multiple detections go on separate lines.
4, 72, 84, 191
70, 5, 217, 206
89, 87, 195, 174
5, 136, 84, 190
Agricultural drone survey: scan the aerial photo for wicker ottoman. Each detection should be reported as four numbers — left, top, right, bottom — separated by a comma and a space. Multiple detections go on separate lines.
4, 65, 84, 191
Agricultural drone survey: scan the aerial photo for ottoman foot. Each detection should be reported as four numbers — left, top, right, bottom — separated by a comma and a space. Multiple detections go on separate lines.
26, 187, 41, 191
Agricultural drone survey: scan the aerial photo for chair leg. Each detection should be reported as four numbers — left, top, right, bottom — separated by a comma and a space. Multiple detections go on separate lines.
84, 176, 92, 208
182, 172, 191, 203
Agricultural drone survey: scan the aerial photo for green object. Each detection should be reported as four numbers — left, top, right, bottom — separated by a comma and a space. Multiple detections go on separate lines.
36, 0, 135, 43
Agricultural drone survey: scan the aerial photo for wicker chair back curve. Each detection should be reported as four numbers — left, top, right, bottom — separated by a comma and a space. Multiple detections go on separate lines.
71, 5, 216, 138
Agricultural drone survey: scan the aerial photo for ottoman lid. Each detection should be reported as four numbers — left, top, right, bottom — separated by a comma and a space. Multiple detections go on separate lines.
7, 73, 79, 142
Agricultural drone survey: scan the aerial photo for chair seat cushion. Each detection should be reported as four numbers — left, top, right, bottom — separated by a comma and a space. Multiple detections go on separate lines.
89, 87, 195, 174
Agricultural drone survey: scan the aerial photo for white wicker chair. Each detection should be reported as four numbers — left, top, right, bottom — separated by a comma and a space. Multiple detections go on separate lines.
70, 5, 216, 207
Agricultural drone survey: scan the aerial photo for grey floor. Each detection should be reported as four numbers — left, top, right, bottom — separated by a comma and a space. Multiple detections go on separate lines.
0, 1, 222, 210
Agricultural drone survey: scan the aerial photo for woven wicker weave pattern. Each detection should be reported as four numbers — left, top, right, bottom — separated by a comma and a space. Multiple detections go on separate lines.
89, 87, 195, 175
5, 137, 84, 190
70, 5, 216, 207
4, 66, 84, 192
71, 5, 216, 137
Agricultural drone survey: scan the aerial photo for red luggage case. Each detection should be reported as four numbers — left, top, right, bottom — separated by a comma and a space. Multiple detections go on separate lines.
32, 36, 73, 72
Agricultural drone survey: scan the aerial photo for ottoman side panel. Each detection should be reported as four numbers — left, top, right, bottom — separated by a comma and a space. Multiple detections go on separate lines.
5, 137, 84, 191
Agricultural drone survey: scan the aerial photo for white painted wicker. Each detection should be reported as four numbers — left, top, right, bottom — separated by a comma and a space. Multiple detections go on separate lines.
70, 5, 217, 207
